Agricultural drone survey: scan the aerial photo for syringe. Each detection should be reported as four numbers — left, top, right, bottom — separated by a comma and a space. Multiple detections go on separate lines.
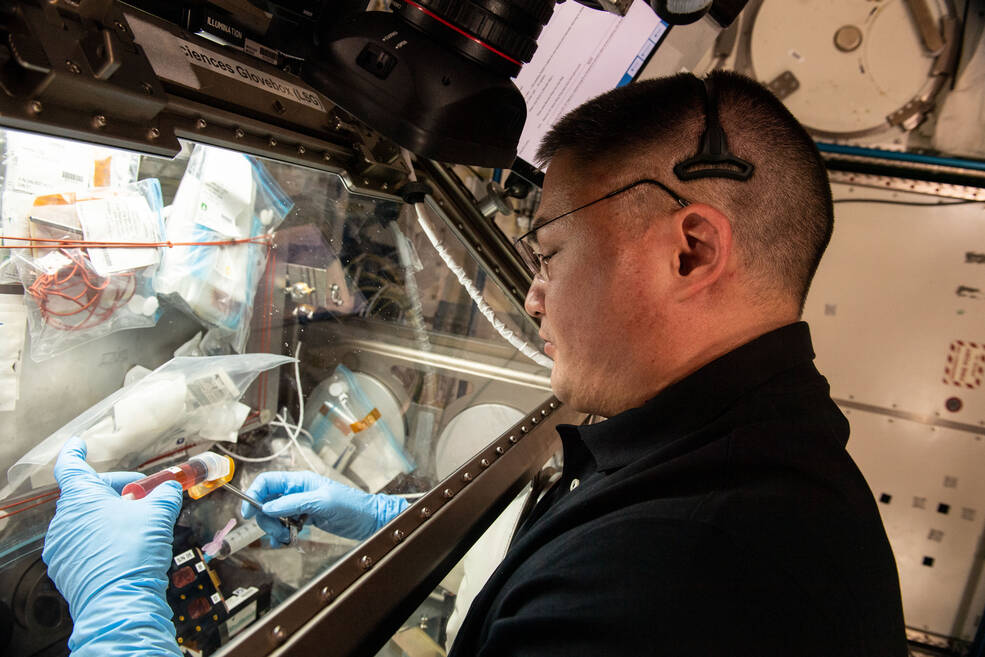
207, 520, 267, 561
122, 452, 234, 500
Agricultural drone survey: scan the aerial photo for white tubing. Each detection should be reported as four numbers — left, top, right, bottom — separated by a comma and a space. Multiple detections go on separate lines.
400, 148, 552, 369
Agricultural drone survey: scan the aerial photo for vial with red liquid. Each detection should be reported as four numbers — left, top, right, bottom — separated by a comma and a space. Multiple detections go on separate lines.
121, 452, 234, 500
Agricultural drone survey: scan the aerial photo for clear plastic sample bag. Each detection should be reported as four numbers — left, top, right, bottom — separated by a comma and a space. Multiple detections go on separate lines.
2, 352, 294, 499
154, 145, 293, 352
13, 179, 166, 361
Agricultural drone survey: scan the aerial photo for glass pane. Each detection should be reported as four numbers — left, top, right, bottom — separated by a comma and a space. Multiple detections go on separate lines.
0, 127, 552, 656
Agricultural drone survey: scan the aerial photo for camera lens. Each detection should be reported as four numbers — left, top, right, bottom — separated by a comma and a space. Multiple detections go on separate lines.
393, 0, 556, 77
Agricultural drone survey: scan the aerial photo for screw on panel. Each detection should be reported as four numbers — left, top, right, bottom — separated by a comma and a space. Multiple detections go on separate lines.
320, 586, 335, 603
273, 99, 287, 114
196, 118, 207, 129
443, 488, 455, 499
359, 555, 373, 570
382, 182, 389, 190
323, 152, 332, 161
362, 179, 370, 185
495, 446, 505, 455
297, 145, 306, 155
480, 458, 490, 468
420, 506, 432, 519
392, 528, 406, 543
92, 114, 107, 128
462, 472, 472, 482
65, 60, 81, 74
271, 626, 286, 644
531, 416, 539, 424
520, 425, 529, 433
540, 409, 548, 417
114, 21, 126, 30
28, 100, 42, 114
269, 137, 278, 147
549, 401, 557, 409
147, 127, 160, 140
508, 435, 518, 444
140, 82, 154, 95
234, 128, 245, 139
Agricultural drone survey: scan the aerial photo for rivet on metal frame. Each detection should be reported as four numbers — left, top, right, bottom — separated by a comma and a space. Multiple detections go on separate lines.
520, 425, 529, 433
147, 128, 160, 140
480, 458, 490, 468
234, 128, 245, 139
297, 145, 306, 155
323, 152, 333, 161
392, 528, 406, 543
196, 118, 207, 129
540, 409, 548, 417
65, 60, 81, 74
92, 114, 107, 129
28, 100, 42, 114
359, 555, 373, 570
320, 586, 335, 603
549, 401, 557, 409
420, 506, 433, 519
462, 472, 472, 482
271, 625, 286, 644
531, 416, 539, 425
495, 446, 505, 455
443, 488, 455, 499
509, 434, 518, 443
269, 137, 278, 147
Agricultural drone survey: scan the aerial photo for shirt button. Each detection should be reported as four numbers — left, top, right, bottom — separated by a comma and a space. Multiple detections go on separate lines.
569, 478, 580, 491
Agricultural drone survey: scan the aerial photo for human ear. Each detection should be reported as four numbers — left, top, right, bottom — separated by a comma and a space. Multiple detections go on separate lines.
672, 204, 732, 296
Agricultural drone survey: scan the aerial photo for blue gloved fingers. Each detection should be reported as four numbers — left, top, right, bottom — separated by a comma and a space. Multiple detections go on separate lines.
254, 512, 291, 545
98, 471, 143, 494
260, 490, 324, 519
143, 480, 184, 529
242, 471, 323, 518
53, 437, 112, 498
245, 471, 322, 502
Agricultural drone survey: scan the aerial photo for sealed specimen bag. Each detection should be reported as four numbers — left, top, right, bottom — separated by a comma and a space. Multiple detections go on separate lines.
13, 179, 165, 361
154, 146, 292, 352
1, 352, 293, 498
0, 131, 140, 283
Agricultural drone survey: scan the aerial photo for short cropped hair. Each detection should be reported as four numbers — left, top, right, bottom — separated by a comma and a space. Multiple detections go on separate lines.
536, 71, 833, 310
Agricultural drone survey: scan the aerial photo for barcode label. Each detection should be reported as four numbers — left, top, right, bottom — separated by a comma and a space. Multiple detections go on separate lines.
195, 561, 207, 573
186, 369, 240, 406
174, 550, 195, 566
210, 592, 222, 605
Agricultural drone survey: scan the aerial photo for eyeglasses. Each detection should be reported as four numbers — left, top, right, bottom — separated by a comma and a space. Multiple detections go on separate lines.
514, 178, 690, 281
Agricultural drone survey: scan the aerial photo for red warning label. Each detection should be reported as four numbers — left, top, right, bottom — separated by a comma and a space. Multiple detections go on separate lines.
943, 341, 985, 389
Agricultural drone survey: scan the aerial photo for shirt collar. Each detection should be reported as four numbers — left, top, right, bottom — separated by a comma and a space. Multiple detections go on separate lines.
571, 321, 817, 472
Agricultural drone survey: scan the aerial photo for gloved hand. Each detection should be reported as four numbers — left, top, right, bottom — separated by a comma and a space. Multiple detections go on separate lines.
241, 471, 408, 544
42, 437, 183, 657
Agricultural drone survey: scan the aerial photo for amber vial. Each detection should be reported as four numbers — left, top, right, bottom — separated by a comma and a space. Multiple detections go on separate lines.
121, 452, 233, 500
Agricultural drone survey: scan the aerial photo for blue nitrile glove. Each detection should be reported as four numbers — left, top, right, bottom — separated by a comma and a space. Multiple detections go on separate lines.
42, 437, 183, 657
241, 471, 408, 544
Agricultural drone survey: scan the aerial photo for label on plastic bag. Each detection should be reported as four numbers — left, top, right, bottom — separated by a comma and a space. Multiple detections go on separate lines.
77, 196, 162, 274
196, 182, 247, 238
186, 369, 240, 407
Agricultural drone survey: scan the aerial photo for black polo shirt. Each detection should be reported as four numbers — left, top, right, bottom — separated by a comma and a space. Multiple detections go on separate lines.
449, 322, 907, 657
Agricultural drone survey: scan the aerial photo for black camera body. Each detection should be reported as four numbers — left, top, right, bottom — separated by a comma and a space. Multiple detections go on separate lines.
306, 10, 527, 167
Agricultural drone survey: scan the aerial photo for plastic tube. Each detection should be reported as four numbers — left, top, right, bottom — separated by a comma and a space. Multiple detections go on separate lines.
400, 149, 553, 370
121, 452, 234, 500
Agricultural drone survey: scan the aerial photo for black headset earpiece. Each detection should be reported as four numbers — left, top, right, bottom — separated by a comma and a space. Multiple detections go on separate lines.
673, 76, 755, 182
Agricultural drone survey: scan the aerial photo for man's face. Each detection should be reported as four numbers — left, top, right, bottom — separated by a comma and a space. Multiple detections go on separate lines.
525, 154, 677, 416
